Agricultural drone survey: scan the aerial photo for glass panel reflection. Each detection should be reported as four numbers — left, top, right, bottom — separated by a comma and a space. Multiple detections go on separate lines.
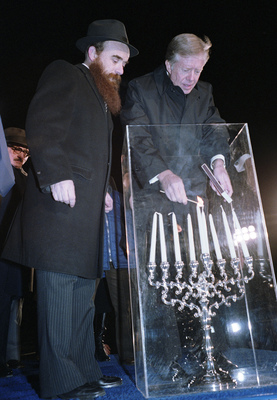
122, 123, 277, 398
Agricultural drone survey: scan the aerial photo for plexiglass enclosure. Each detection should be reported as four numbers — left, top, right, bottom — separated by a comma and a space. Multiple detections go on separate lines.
121, 124, 277, 398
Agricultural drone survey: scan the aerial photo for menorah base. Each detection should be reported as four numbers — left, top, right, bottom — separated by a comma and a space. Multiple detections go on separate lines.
189, 359, 237, 391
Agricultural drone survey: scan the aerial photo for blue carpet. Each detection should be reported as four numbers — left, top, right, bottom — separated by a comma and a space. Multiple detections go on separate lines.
1, 355, 277, 400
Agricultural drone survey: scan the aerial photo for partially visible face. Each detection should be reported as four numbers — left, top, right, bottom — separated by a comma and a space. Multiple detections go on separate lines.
96, 40, 130, 78
88, 41, 130, 115
165, 53, 207, 94
8, 145, 29, 169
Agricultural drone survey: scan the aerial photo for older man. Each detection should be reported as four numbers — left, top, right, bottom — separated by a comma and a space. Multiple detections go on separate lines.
2, 20, 138, 399
121, 33, 233, 382
121, 33, 232, 202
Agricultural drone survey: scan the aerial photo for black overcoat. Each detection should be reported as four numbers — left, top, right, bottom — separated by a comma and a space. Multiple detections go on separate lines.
2, 61, 113, 279
121, 64, 230, 194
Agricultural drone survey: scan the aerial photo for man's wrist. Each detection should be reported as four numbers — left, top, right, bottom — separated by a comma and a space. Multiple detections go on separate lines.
149, 169, 171, 184
210, 154, 225, 170
149, 174, 159, 184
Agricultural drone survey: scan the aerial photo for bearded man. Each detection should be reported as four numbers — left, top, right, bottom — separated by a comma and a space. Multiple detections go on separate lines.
2, 20, 138, 400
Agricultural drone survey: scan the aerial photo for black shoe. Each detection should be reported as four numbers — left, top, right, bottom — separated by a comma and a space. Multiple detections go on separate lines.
121, 358, 134, 365
0, 363, 13, 378
97, 375, 122, 388
7, 359, 23, 369
57, 383, 105, 399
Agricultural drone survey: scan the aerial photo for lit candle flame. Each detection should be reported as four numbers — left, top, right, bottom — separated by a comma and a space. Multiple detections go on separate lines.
197, 196, 204, 207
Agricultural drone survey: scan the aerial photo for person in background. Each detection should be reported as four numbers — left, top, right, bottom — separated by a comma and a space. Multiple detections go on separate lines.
94, 277, 114, 362
0, 127, 29, 378
94, 179, 133, 365
2, 19, 138, 399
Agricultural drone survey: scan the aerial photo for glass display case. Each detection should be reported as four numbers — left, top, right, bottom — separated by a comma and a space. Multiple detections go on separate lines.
121, 123, 277, 398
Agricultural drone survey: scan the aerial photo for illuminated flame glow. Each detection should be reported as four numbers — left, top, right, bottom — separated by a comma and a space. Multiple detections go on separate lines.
197, 196, 204, 207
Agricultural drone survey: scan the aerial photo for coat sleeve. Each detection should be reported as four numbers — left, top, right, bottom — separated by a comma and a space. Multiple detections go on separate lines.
25, 60, 78, 191
196, 82, 231, 166
121, 80, 168, 187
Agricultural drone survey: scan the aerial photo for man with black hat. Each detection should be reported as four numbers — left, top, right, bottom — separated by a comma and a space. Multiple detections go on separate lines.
0, 127, 29, 378
2, 20, 138, 399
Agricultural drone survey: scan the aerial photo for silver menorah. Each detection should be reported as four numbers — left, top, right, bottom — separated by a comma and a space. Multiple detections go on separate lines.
147, 210, 254, 390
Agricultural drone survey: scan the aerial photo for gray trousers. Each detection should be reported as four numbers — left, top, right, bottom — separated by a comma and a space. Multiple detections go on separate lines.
36, 270, 103, 398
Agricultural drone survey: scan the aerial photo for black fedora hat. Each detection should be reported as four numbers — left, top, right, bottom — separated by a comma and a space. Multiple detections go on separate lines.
4, 127, 27, 148
76, 19, 139, 57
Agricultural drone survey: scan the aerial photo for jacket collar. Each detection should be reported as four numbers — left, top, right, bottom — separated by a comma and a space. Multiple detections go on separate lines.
153, 64, 200, 101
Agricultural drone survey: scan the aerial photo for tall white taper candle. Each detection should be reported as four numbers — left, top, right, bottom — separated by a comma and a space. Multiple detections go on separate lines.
202, 210, 210, 254
187, 214, 196, 262
221, 206, 236, 259
170, 212, 182, 262
209, 214, 222, 260
149, 212, 157, 263
197, 204, 205, 254
158, 213, 167, 262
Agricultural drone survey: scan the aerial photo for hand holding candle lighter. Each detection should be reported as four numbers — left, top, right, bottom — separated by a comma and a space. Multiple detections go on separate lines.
158, 170, 187, 204
201, 163, 233, 203
160, 190, 203, 206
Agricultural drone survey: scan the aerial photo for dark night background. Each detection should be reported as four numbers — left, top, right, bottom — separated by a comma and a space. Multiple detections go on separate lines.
1, 0, 277, 263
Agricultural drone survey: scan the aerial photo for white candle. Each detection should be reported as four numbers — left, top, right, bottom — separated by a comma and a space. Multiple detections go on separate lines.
221, 206, 236, 259
197, 204, 205, 254
187, 214, 196, 262
232, 209, 250, 258
202, 210, 210, 254
158, 213, 167, 262
209, 214, 222, 260
170, 212, 181, 262
149, 212, 157, 263
197, 204, 209, 254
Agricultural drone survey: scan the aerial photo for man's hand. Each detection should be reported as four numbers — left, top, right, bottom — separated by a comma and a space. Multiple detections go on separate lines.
158, 169, 187, 204
50, 180, 76, 208
212, 160, 233, 197
105, 192, 113, 213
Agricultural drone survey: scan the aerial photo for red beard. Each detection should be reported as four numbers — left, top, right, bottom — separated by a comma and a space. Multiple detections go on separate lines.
89, 60, 122, 116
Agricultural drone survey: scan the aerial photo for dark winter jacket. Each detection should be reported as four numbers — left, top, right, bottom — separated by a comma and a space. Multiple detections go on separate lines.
121, 64, 230, 197
2, 61, 113, 279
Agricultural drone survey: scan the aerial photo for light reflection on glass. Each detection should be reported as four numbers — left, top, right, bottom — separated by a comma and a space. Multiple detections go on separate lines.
233, 225, 259, 244
231, 322, 241, 333
237, 371, 245, 382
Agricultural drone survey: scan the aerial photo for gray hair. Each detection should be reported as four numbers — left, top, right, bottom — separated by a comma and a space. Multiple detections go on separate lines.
165, 34, 212, 65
